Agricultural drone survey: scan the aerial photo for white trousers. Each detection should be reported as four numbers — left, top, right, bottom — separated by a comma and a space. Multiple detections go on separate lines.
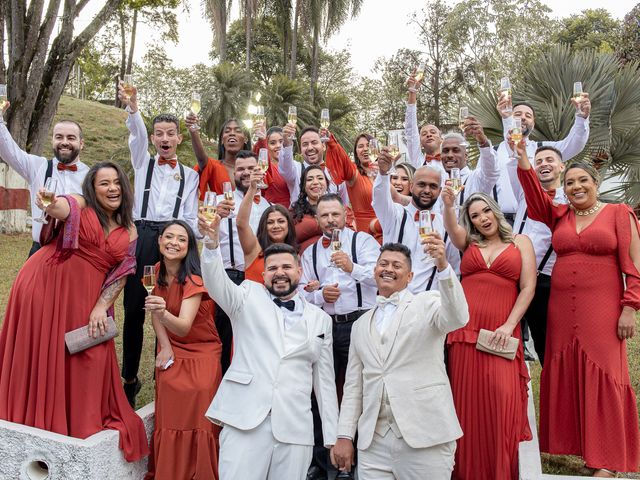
218, 415, 313, 480
358, 430, 456, 480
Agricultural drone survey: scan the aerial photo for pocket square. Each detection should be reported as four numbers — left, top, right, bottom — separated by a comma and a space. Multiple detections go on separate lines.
317, 333, 325, 339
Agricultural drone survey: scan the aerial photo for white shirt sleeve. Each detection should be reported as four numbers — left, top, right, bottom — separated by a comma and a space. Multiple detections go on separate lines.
126, 110, 151, 169
466, 142, 499, 195
544, 115, 589, 162
278, 145, 301, 193
404, 102, 423, 168
372, 174, 402, 240
0, 123, 47, 183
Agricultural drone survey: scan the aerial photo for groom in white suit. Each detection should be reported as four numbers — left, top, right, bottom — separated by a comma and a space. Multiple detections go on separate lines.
331, 239, 469, 479
199, 215, 339, 479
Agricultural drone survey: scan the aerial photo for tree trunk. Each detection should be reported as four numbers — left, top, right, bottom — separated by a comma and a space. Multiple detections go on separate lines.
116, 9, 126, 107
310, 21, 319, 101
0, 1, 6, 84
290, 0, 300, 79
126, 9, 137, 74
245, 6, 252, 71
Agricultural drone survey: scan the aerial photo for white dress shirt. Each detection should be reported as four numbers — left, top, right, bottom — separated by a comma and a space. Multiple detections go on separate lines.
126, 110, 199, 233
373, 173, 461, 285
507, 158, 566, 276
300, 227, 379, 315
0, 124, 89, 242
269, 292, 304, 331
403, 102, 446, 175
493, 114, 590, 215
218, 189, 271, 271
277, 145, 350, 206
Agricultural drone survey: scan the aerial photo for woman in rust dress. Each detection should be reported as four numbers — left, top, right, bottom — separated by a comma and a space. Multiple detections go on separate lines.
144, 220, 222, 479
290, 165, 328, 254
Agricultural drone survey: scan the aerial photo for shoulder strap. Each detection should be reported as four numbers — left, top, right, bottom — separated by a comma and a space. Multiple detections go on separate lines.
228, 218, 236, 269
426, 266, 437, 291
397, 210, 408, 244
140, 155, 155, 219
44, 159, 53, 184
171, 163, 186, 219
538, 245, 554, 273
312, 241, 320, 280
492, 184, 498, 202
351, 232, 362, 309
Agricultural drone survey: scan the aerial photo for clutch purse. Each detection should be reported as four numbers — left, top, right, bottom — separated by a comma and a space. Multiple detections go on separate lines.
65, 316, 118, 354
476, 328, 519, 360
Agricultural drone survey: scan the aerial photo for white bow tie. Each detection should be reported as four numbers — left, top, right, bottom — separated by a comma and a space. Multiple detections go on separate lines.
376, 292, 400, 307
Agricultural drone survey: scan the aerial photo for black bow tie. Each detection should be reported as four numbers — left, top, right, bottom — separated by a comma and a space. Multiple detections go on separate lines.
273, 298, 295, 311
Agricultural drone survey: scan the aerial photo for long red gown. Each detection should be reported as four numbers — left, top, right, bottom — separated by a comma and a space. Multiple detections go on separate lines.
447, 243, 532, 480
145, 272, 222, 479
0, 208, 149, 462
518, 166, 640, 472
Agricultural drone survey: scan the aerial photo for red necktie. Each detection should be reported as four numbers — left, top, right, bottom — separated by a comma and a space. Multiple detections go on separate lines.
545, 189, 556, 199
322, 237, 331, 248
158, 158, 177, 169
57, 163, 78, 172
253, 195, 262, 205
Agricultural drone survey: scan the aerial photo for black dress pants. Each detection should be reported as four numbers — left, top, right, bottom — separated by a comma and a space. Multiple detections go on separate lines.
524, 272, 551, 366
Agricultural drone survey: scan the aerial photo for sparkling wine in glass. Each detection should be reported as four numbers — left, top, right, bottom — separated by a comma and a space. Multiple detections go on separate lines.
414, 64, 426, 83
257, 148, 269, 189
499, 77, 512, 113
201, 191, 218, 242
329, 229, 341, 267
142, 265, 156, 294
320, 108, 330, 142
573, 81, 583, 114
287, 105, 297, 140
509, 118, 523, 160
190, 93, 202, 115
34, 177, 58, 224
122, 74, 134, 100
252, 105, 266, 142
223, 181, 234, 218
387, 132, 400, 174
458, 107, 469, 132
0, 84, 7, 111
450, 168, 462, 196
419, 210, 433, 261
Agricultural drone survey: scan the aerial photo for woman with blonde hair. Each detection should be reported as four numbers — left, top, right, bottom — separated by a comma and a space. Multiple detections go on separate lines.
441, 189, 536, 479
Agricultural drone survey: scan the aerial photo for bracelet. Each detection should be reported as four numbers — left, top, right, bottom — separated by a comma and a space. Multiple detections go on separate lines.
408, 87, 417, 93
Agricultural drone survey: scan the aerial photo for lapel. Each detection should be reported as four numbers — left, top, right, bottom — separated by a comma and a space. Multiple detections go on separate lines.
281, 296, 313, 359
263, 287, 285, 356
364, 308, 383, 365
379, 292, 414, 364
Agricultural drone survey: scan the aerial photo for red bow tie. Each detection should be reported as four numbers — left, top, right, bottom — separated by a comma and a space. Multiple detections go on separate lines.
158, 157, 177, 169
57, 163, 78, 172
321, 237, 331, 248
414, 211, 436, 222
424, 153, 441, 163
253, 195, 262, 205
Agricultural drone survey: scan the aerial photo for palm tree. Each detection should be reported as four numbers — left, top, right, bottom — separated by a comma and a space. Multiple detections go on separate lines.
204, 0, 231, 61
239, 0, 262, 70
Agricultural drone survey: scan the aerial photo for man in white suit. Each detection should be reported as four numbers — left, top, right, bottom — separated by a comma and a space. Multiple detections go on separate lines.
331, 240, 469, 479
199, 215, 339, 479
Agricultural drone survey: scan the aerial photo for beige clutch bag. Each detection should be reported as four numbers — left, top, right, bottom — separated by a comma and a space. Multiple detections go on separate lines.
65, 316, 118, 354
476, 328, 519, 360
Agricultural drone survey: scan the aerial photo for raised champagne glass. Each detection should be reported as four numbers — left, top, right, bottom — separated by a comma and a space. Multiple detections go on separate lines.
33, 177, 58, 224
320, 108, 330, 142
201, 191, 218, 243
0, 84, 7, 112
122, 74, 134, 100
418, 210, 433, 261
509, 118, 523, 160
257, 148, 269, 189
387, 132, 400, 175
414, 63, 426, 83
329, 228, 341, 268
252, 105, 265, 143
368, 137, 380, 179
573, 81, 583, 114
499, 77, 512, 114
458, 107, 469, 133
223, 181, 234, 218
287, 105, 297, 141
142, 265, 156, 295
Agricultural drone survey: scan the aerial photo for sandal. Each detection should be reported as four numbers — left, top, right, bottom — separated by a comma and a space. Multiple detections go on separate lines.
593, 469, 618, 478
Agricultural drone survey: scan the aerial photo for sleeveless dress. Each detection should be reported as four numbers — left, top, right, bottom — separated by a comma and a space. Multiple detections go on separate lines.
0, 208, 149, 461
447, 243, 531, 480
244, 252, 265, 284
145, 273, 223, 479
518, 166, 640, 471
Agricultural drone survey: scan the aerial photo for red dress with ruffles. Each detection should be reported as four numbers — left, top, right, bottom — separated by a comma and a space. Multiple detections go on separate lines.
0, 208, 149, 462
447, 243, 532, 480
145, 273, 222, 479
518, 166, 640, 472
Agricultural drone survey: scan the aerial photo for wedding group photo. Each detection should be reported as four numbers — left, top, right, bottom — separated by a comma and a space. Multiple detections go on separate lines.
0, 0, 639, 479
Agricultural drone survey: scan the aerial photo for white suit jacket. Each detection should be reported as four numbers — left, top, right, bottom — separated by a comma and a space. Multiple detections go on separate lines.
337, 271, 469, 450
201, 247, 339, 447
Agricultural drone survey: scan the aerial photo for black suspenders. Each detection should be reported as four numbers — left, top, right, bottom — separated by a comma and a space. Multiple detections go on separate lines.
516, 209, 554, 273
397, 210, 409, 243
518, 211, 528, 234
425, 231, 449, 291
140, 155, 185, 220
44, 159, 53, 184
228, 218, 236, 269
312, 232, 363, 309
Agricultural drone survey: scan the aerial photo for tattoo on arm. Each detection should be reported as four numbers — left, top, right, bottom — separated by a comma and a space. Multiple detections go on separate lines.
99, 277, 126, 307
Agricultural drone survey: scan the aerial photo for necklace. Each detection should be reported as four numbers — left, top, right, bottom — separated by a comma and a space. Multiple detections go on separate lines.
573, 201, 602, 216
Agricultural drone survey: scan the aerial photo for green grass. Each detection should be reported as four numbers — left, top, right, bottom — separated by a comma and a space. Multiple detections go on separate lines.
0, 232, 639, 476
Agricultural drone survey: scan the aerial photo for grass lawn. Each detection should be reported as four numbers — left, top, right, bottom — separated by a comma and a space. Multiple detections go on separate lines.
0, 231, 639, 476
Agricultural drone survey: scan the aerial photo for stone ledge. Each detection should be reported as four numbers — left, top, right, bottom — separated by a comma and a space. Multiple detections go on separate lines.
0, 402, 154, 480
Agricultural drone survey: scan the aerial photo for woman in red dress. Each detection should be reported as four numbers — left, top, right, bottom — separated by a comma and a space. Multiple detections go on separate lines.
252, 125, 291, 207
237, 168, 298, 284
515, 141, 640, 477
442, 188, 536, 479
144, 220, 223, 479
0, 161, 149, 462
290, 165, 328, 254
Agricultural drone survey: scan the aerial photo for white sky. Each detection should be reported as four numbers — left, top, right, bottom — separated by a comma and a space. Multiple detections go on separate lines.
80, 0, 637, 77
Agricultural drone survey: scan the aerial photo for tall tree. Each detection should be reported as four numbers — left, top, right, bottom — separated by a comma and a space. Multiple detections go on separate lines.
552, 8, 621, 54
617, 4, 640, 65
205, 0, 231, 61
239, 0, 262, 70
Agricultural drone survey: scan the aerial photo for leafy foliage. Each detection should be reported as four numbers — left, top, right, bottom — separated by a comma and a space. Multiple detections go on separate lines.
617, 3, 640, 65
552, 9, 621, 54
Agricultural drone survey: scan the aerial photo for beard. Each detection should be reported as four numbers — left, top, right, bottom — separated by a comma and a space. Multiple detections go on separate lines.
411, 192, 437, 211
54, 145, 80, 164
235, 177, 249, 194
266, 278, 299, 298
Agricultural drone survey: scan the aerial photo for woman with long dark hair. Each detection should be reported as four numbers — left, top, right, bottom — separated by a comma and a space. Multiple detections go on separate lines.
236, 168, 298, 283
252, 125, 291, 207
144, 220, 222, 479
290, 165, 328, 253
0, 161, 148, 462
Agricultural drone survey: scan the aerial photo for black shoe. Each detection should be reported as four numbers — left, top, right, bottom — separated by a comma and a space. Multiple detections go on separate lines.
123, 378, 141, 409
523, 346, 536, 362
306, 465, 326, 480
335, 472, 354, 479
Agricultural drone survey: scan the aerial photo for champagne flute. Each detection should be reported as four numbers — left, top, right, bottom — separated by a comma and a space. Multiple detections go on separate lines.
223, 181, 234, 218
201, 191, 218, 243
387, 132, 400, 174
414, 63, 426, 83
450, 168, 462, 213
122, 74, 134, 100
0, 84, 7, 111
418, 210, 433, 261
573, 81, 583, 114
287, 105, 297, 141
252, 105, 265, 143
329, 229, 341, 268
368, 137, 380, 179
458, 107, 469, 133
320, 108, 330, 142
188, 92, 201, 131
509, 118, 523, 160
257, 148, 269, 189
142, 265, 156, 295
499, 77, 512, 113
34, 177, 58, 224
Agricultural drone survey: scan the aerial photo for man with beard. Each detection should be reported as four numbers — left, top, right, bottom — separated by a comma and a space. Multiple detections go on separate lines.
214, 150, 271, 373
199, 212, 339, 480
278, 124, 350, 207
0, 102, 89, 256
118, 84, 200, 407
491, 97, 590, 226
300, 193, 379, 479
373, 149, 464, 283
507, 145, 567, 365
